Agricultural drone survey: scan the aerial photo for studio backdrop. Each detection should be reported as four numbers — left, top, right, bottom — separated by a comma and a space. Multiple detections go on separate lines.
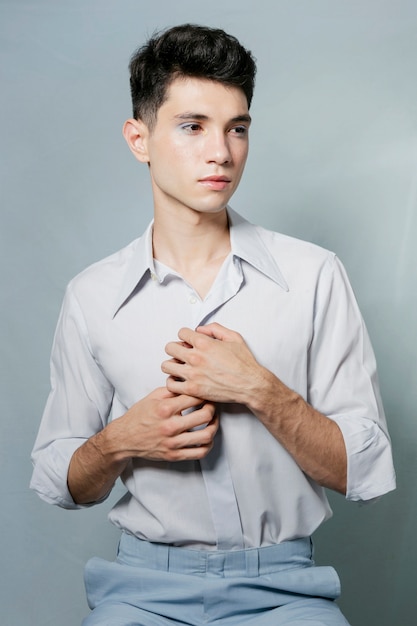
1, 1, 416, 624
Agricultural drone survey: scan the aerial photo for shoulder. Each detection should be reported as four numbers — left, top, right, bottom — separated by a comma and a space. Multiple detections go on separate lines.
253, 224, 356, 318
229, 208, 341, 289
257, 223, 335, 265
66, 237, 143, 307
230, 208, 335, 269
253, 223, 338, 286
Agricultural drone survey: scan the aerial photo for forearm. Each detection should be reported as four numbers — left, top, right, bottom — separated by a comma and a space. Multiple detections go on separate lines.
164, 324, 347, 493
67, 422, 129, 505
67, 388, 219, 504
245, 366, 347, 494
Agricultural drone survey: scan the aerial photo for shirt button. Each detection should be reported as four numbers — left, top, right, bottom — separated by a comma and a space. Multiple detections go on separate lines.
189, 295, 197, 304
150, 272, 158, 282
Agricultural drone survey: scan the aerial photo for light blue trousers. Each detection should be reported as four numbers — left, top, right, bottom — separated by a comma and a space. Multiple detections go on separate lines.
83, 532, 351, 625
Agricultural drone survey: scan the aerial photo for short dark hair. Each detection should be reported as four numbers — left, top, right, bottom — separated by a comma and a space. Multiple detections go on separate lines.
128, 23, 257, 128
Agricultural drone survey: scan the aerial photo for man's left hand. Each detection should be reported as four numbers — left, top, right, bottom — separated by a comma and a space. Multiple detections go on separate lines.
162, 323, 262, 404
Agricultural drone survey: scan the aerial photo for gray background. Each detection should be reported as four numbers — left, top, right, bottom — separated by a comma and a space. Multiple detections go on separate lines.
1, 1, 416, 624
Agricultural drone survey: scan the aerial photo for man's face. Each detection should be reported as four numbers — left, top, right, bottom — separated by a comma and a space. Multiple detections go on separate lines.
140, 77, 251, 218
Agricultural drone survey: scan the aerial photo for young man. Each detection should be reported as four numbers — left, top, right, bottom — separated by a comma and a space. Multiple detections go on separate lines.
31, 24, 395, 625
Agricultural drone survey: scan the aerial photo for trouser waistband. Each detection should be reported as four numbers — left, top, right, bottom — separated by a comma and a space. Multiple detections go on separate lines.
117, 532, 313, 578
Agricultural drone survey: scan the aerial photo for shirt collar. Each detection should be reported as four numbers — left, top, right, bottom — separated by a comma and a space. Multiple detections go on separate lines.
113, 208, 288, 317
112, 220, 155, 317
227, 208, 288, 290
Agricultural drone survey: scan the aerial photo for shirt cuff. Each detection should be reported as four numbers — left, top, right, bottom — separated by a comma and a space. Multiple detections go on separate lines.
30, 439, 99, 509
332, 414, 396, 502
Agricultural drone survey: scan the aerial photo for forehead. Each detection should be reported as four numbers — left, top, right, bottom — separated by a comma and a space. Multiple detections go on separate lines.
159, 76, 249, 118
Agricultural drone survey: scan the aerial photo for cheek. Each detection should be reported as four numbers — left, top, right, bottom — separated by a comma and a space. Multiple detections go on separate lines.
151, 138, 198, 170
231, 140, 248, 166
174, 147, 198, 164
232, 149, 248, 181
238, 144, 249, 166
173, 137, 204, 163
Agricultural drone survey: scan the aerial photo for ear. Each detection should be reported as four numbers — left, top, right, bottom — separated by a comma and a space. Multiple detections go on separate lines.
122, 118, 150, 163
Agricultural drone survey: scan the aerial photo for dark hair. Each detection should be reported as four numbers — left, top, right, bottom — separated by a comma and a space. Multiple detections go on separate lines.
129, 24, 257, 128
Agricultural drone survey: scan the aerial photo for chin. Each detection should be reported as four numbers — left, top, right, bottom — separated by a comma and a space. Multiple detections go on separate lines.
193, 208, 228, 218
194, 199, 232, 214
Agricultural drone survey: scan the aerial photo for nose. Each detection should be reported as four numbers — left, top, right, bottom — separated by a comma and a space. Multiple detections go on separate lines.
205, 131, 232, 165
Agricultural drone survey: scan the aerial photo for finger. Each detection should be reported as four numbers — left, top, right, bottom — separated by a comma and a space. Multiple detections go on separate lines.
177, 327, 200, 347
164, 341, 192, 361
165, 374, 191, 396
168, 440, 215, 461
161, 358, 187, 382
151, 386, 178, 400
157, 391, 206, 420
174, 414, 219, 446
196, 322, 238, 342
178, 394, 209, 412
182, 403, 217, 430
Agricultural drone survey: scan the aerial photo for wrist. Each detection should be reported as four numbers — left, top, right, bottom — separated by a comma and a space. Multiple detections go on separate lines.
94, 419, 131, 466
246, 366, 302, 423
243, 365, 275, 412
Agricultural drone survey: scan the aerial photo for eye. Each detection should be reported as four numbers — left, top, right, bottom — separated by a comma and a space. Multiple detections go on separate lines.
230, 125, 248, 136
180, 123, 203, 134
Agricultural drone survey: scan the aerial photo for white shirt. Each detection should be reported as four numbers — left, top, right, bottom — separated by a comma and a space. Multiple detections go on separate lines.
30, 209, 396, 549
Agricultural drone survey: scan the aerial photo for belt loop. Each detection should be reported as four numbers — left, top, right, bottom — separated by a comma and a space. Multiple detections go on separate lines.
155, 543, 169, 571
245, 547, 259, 577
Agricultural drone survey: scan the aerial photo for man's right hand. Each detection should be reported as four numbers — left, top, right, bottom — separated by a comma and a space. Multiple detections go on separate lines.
112, 387, 218, 462
67, 388, 218, 505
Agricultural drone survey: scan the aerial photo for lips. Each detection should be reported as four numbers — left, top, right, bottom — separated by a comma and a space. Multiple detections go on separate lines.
199, 175, 231, 191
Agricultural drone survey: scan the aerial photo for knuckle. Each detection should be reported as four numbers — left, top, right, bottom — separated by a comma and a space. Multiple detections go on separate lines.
188, 352, 202, 368
158, 400, 174, 420
165, 449, 181, 462
193, 335, 204, 349
195, 443, 213, 459
161, 422, 177, 439
198, 431, 212, 446
165, 377, 178, 393
187, 383, 200, 397
202, 403, 215, 418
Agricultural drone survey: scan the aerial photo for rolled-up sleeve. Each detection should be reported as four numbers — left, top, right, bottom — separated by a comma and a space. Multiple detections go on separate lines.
30, 283, 114, 509
308, 255, 396, 502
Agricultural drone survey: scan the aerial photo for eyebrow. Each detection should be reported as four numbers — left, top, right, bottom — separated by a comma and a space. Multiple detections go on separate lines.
174, 113, 252, 124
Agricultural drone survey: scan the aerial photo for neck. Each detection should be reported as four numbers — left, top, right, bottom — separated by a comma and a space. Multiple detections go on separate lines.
152, 208, 231, 298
